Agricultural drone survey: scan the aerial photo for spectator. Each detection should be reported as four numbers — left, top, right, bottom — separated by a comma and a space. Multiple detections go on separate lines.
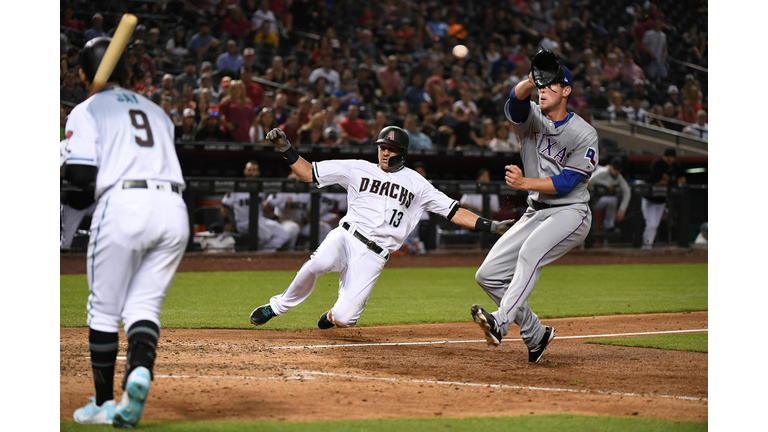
250, 107, 276, 144
298, 110, 326, 145
219, 80, 255, 143
390, 101, 410, 128
426, 8, 449, 41
367, 110, 388, 142
60, 46, 80, 81
453, 88, 478, 118
679, 102, 697, 124
404, 73, 429, 110
323, 105, 344, 136
590, 158, 631, 234
251, 0, 278, 34
377, 55, 403, 101
641, 148, 686, 249
332, 71, 360, 114
253, 20, 279, 48
586, 80, 610, 114
222, 5, 253, 38
145, 27, 163, 57
355, 63, 378, 106
189, 22, 220, 60
446, 65, 468, 100
648, 104, 665, 128
196, 88, 213, 123
174, 58, 198, 92
241, 48, 258, 72
272, 92, 289, 125
175, 108, 198, 141
448, 106, 481, 150
61, 69, 86, 106
261, 56, 289, 84
568, 81, 589, 117
606, 91, 628, 123
62, 6, 81, 31
221, 160, 290, 251
166, 26, 189, 58
296, 95, 312, 129
491, 46, 516, 81
339, 105, 368, 145
130, 40, 156, 79
352, 28, 385, 65
158, 94, 174, 121
195, 108, 232, 141
489, 122, 520, 152
194, 73, 220, 105
309, 56, 340, 95
619, 51, 646, 87
277, 109, 301, 144
239, 65, 264, 109
661, 102, 684, 132
667, 85, 681, 109
598, 52, 622, 83
150, 74, 176, 105
463, 62, 484, 100
403, 114, 433, 150
626, 96, 649, 123
641, 18, 668, 80
217, 39, 245, 77
84, 13, 107, 42
682, 110, 708, 139
459, 169, 499, 215
169, 95, 191, 126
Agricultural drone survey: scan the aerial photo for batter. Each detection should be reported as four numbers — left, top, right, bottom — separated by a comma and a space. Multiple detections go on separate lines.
471, 64, 598, 362
66, 37, 189, 426
250, 126, 515, 329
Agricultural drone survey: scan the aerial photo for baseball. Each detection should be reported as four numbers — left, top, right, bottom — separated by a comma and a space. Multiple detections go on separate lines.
452, 44, 468, 59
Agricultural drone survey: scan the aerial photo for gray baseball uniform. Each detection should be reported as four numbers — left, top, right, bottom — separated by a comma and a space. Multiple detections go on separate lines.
475, 96, 598, 348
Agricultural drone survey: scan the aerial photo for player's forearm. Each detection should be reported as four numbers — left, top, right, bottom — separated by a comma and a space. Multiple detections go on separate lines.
514, 80, 537, 100
449, 207, 482, 230
289, 157, 314, 182
523, 177, 558, 194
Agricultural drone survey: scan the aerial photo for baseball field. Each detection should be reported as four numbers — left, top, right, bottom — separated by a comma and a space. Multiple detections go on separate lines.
60, 249, 708, 430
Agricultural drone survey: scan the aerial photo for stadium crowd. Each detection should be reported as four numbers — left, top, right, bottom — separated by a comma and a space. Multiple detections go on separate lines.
60, 0, 708, 148
60, 1, 707, 252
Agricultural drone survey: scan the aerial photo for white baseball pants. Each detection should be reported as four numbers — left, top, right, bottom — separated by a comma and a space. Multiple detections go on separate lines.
641, 198, 666, 248
593, 196, 618, 229
86, 186, 189, 333
268, 226, 387, 327
258, 217, 290, 252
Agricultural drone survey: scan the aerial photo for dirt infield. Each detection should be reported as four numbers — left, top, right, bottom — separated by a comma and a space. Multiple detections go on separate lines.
60, 248, 707, 423
60, 247, 708, 274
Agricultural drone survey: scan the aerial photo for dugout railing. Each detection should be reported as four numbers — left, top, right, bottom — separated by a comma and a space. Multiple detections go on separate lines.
183, 178, 706, 252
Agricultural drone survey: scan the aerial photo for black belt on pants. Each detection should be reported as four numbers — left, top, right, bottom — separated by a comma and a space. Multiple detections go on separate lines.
123, 180, 181, 194
530, 200, 571, 211
342, 222, 389, 259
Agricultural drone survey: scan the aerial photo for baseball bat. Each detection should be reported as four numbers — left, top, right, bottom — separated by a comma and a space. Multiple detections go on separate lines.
89, 13, 138, 96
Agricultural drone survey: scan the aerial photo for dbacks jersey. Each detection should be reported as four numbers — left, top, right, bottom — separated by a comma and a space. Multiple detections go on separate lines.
312, 159, 458, 253
221, 192, 269, 234
65, 86, 184, 199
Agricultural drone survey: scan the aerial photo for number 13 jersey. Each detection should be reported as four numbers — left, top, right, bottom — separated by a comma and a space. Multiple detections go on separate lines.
312, 160, 458, 253
64, 86, 185, 199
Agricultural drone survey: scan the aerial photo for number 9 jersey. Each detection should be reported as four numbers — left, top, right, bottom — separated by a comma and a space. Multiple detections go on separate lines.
312, 159, 458, 254
64, 86, 185, 199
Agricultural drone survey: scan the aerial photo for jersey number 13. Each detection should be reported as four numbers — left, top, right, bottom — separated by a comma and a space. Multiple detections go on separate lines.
129, 109, 155, 147
389, 209, 403, 227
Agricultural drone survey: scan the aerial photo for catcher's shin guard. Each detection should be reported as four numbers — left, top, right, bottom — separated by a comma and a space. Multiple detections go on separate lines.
122, 320, 159, 389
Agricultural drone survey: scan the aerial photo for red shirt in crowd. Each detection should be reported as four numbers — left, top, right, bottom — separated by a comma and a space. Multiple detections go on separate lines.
245, 82, 264, 108
218, 101, 255, 142
278, 122, 300, 144
339, 117, 368, 142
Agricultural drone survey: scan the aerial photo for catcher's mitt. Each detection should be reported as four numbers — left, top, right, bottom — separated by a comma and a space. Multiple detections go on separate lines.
531, 49, 564, 89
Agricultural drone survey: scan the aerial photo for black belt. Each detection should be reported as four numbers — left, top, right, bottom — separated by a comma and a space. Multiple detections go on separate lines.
122, 180, 181, 194
342, 222, 389, 259
531, 200, 571, 211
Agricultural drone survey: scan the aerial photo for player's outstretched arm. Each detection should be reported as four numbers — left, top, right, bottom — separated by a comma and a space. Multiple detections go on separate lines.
266, 128, 313, 182
449, 207, 515, 236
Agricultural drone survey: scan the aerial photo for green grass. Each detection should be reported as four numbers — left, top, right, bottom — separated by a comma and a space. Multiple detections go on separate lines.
586, 333, 708, 353
59, 414, 707, 431
60, 263, 707, 329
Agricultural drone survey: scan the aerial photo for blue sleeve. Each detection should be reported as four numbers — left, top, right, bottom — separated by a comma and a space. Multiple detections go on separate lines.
551, 170, 585, 195
505, 85, 531, 123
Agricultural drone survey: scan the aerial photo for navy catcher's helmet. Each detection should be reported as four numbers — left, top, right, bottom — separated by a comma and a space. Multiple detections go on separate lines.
375, 126, 409, 168
80, 37, 128, 86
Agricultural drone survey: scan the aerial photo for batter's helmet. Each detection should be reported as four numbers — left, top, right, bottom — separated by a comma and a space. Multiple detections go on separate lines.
80, 37, 128, 86
375, 126, 409, 168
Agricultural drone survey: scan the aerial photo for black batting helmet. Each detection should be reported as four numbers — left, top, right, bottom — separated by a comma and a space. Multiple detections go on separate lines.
80, 37, 128, 86
375, 126, 409, 168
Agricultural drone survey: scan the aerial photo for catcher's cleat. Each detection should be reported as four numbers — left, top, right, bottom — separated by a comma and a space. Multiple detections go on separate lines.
471, 304, 502, 346
528, 326, 555, 363
250, 304, 276, 326
73, 397, 117, 425
112, 366, 151, 428
317, 311, 335, 329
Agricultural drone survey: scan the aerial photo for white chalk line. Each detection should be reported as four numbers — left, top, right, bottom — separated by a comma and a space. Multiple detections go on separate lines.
261, 328, 709, 350
143, 369, 706, 403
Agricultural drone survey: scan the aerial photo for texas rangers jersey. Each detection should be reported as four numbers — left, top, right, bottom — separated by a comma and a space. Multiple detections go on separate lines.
312, 160, 458, 253
221, 192, 269, 234
65, 86, 184, 199
505, 101, 599, 205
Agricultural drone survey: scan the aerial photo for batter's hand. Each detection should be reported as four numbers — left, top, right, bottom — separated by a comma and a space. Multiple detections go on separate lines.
505, 165, 526, 190
491, 219, 516, 235
266, 128, 290, 150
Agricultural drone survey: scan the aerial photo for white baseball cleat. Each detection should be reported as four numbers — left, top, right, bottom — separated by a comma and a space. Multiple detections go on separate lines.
73, 396, 117, 424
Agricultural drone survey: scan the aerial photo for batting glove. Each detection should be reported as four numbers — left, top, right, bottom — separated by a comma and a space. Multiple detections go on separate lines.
266, 128, 291, 151
491, 219, 516, 235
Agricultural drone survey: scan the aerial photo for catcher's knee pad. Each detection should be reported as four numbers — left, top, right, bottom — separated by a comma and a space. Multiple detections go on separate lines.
123, 320, 159, 389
